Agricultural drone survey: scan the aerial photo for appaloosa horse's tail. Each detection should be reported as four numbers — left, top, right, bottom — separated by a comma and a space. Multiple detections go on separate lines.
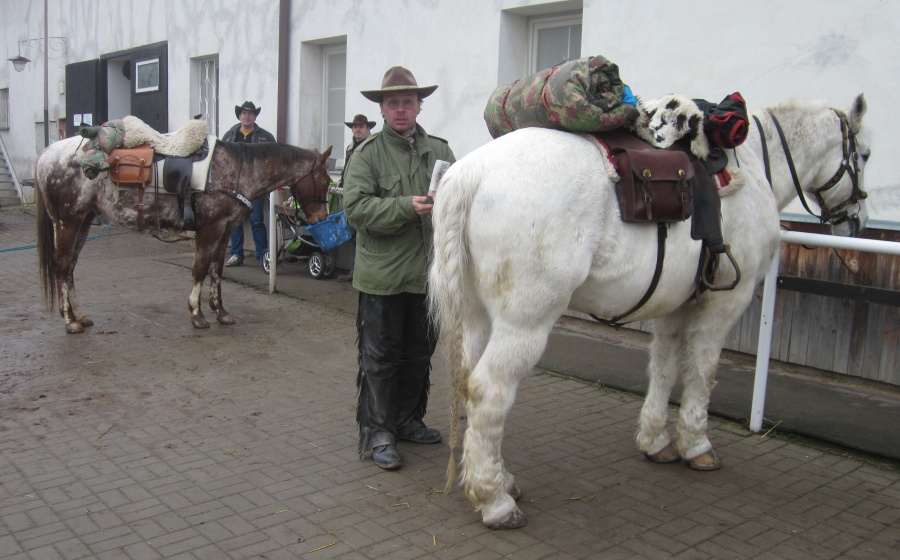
35, 187, 57, 310
428, 160, 482, 493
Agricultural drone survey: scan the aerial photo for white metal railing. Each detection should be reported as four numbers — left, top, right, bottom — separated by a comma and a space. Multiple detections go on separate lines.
750, 230, 900, 432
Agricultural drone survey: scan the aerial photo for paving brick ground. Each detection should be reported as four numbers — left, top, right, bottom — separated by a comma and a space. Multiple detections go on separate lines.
1, 207, 898, 559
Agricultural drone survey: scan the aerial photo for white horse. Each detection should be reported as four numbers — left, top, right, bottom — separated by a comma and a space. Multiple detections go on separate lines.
428, 94, 869, 529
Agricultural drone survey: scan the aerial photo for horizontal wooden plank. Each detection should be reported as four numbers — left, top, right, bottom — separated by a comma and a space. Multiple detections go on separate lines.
777, 276, 900, 307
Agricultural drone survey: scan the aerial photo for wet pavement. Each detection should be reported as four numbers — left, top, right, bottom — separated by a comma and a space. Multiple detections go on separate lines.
1, 206, 898, 559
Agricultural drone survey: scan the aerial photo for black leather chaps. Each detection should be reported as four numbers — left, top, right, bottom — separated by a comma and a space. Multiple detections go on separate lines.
356, 292, 438, 454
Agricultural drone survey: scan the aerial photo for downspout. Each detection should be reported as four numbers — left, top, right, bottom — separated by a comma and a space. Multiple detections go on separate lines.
271, 0, 291, 293
276, 0, 290, 143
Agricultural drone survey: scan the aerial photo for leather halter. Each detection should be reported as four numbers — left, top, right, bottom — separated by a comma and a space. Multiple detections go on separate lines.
206, 164, 327, 212
755, 109, 867, 226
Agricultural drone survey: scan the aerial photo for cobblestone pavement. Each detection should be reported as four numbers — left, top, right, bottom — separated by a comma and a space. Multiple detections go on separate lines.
1, 207, 898, 559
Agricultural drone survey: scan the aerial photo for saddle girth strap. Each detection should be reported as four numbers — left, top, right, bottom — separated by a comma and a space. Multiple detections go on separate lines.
590, 222, 667, 328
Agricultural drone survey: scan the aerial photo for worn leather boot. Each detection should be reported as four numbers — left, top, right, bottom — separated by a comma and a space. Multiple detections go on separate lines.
372, 444, 401, 470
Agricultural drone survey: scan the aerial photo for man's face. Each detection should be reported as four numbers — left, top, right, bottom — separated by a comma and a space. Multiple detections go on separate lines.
351, 123, 370, 141
380, 92, 420, 134
239, 109, 257, 128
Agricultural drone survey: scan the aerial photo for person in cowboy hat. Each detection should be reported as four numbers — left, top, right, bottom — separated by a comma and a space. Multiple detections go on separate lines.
342, 66, 456, 470
336, 114, 377, 283
222, 101, 276, 270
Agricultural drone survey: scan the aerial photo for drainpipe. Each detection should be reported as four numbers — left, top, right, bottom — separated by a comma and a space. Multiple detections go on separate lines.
276, 0, 290, 143
271, 0, 291, 293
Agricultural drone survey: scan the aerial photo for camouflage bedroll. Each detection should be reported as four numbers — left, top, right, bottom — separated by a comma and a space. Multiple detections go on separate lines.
484, 55, 638, 139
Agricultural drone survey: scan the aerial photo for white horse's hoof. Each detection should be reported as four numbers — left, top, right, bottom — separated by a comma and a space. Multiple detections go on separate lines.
191, 316, 210, 329
78, 316, 94, 327
65, 322, 84, 334
487, 508, 527, 530
688, 450, 722, 471
644, 442, 681, 464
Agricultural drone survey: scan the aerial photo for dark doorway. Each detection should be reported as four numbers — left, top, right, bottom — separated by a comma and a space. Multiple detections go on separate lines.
64, 59, 102, 137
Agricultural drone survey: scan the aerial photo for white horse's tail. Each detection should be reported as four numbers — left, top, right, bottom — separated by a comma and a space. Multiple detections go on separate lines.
428, 160, 480, 493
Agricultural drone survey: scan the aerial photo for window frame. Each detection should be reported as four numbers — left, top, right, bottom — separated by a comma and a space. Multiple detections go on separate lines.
528, 12, 583, 73
322, 44, 347, 168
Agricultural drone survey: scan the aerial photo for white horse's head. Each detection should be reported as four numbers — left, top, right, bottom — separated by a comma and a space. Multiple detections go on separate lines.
632, 94, 710, 159
823, 94, 870, 237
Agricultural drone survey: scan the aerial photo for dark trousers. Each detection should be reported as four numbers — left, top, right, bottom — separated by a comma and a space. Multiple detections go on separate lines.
356, 292, 438, 454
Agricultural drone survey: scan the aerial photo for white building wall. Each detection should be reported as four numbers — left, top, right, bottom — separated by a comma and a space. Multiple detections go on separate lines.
2, 0, 898, 224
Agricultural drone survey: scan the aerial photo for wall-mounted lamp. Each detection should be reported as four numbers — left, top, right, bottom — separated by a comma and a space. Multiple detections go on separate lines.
7, 54, 32, 72
7, 37, 66, 72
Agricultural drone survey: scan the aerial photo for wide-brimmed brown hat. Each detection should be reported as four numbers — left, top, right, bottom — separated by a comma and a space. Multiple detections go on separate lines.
234, 101, 261, 119
345, 114, 376, 128
361, 66, 438, 103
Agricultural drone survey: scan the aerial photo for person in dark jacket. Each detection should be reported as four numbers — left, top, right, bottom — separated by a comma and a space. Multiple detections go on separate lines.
223, 101, 276, 270
343, 67, 455, 470
336, 114, 376, 283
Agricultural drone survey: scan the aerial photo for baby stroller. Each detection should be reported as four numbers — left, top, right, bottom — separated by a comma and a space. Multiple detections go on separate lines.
262, 195, 351, 279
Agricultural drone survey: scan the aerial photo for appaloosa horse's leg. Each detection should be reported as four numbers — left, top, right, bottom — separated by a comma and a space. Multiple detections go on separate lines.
64, 211, 97, 330
637, 312, 689, 464
462, 319, 555, 529
54, 214, 95, 334
208, 234, 235, 326
188, 222, 234, 328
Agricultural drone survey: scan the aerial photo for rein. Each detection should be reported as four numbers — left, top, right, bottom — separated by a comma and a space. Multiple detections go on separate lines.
756, 109, 867, 226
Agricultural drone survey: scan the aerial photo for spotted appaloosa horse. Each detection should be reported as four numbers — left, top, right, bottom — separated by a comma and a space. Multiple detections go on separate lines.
428, 95, 869, 528
35, 139, 332, 333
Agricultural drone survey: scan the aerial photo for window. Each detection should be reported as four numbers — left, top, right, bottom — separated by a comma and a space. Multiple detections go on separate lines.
191, 55, 219, 137
323, 46, 346, 168
0, 88, 8, 130
530, 14, 582, 73
135, 58, 160, 93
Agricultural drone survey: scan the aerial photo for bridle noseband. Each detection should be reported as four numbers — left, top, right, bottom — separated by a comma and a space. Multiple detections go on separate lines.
755, 109, 867, 227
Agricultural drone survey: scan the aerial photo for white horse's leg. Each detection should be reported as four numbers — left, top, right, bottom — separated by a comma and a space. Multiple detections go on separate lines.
674, 287, 756, 470
637, 313, 689, 461
462, 319, 555, 529
674, 328, 724, 469
459, 308, 522, 501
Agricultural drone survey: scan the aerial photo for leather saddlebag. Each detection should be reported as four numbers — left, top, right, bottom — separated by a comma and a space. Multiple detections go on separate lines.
613, 147, 694, 223
109, 144, 154, 186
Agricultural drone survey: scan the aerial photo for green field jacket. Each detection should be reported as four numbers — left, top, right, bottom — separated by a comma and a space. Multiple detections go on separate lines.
342, 123, 455, 295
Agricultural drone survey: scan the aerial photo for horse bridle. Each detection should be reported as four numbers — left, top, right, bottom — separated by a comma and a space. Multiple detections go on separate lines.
754, 109, 867, 227
207, 164, 328, 214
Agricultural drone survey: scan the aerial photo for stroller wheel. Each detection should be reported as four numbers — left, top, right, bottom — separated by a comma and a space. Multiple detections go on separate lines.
262, 250, 271, 274
308, 252, 336, 279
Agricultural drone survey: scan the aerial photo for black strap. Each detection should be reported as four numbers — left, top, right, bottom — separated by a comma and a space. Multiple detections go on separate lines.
591, 222, 667, 328
770, 113, 822, 220
753, 115, 772, 188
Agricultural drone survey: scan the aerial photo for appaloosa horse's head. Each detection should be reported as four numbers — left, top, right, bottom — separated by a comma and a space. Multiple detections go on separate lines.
291, 146, 332, 225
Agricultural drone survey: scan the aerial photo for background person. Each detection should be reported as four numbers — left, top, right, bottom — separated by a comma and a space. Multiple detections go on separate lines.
336, 114, 376, 283
223, 101, 276, 270
342, 66, 456, 470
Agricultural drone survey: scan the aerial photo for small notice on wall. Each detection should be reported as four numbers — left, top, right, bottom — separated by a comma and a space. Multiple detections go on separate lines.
73, 114, 82, 126
81, 113, 93, 126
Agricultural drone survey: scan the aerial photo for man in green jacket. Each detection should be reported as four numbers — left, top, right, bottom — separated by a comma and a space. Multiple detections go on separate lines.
342, 66, 456, 470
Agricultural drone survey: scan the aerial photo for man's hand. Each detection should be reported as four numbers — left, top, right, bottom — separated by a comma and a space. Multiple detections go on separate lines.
412, 195, 434, 215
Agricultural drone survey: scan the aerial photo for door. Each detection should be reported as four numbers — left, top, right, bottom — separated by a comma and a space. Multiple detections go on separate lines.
65, 59, 102, 136
130, 42, 168, 133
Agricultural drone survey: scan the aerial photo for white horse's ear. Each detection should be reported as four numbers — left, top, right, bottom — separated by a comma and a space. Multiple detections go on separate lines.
688, 114, 710, 160
849, 93, 867, 133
